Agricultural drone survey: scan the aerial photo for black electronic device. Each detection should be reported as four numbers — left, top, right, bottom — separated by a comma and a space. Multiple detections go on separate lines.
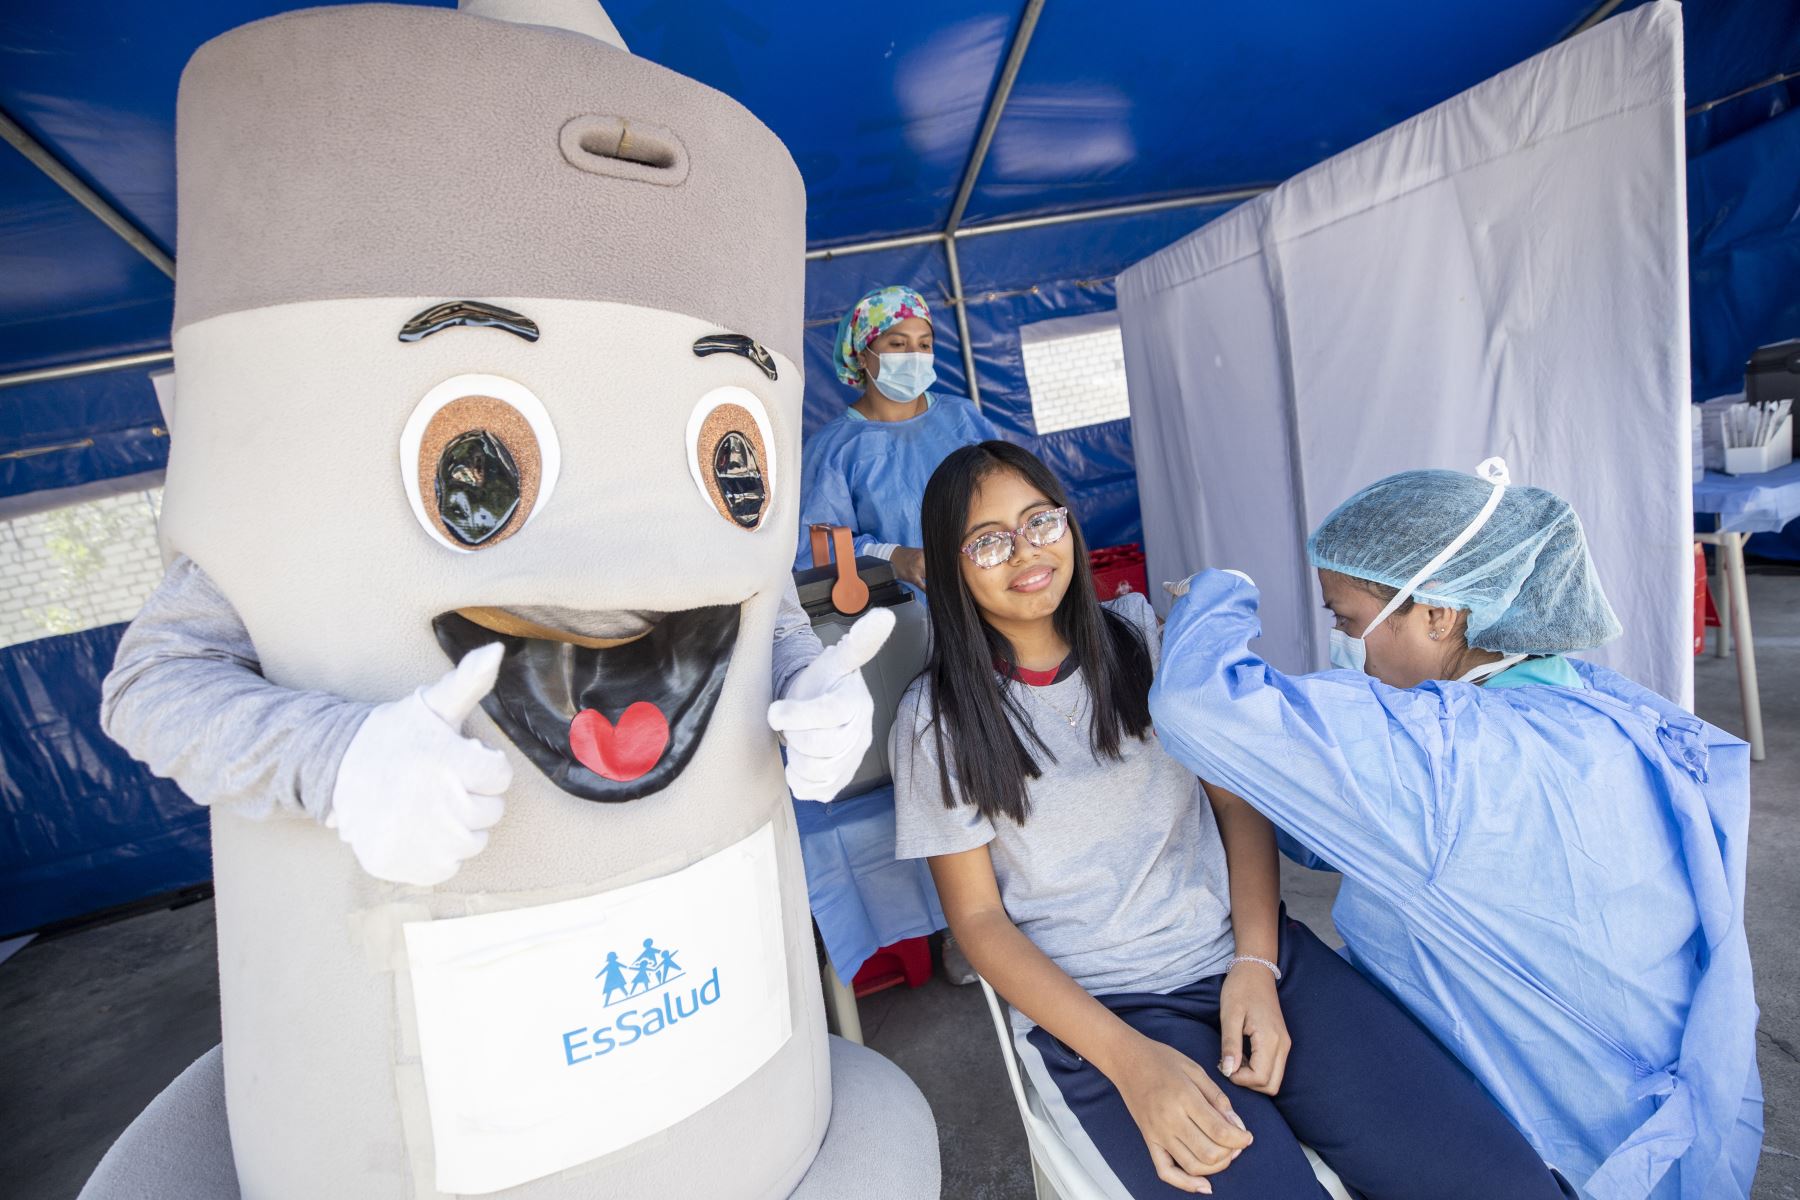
1746, 340, 1800, 451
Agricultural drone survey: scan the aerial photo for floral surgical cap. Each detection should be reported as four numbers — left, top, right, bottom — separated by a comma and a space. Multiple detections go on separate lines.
833, 285, 932, 385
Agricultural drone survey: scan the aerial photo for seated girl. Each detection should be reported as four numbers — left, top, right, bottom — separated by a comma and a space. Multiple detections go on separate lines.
891, 441, 1569, 1199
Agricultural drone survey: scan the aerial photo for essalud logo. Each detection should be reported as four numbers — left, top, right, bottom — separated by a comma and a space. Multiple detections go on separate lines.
561, 936, 724, 1066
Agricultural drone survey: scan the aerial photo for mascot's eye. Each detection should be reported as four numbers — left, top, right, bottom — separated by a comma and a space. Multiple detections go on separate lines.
686, 386, 776, 530
436, 429, 519, 545
400, 374, 560, 552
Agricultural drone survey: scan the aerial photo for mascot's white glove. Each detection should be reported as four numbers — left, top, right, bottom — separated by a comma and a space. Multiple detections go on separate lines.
768, 608, 895, 802
326, 643, 513, 886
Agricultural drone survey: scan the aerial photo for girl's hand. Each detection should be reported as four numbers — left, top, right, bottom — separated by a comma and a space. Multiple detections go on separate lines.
1218, 960, 1291, 1096
1112, 1036, 1253, 1193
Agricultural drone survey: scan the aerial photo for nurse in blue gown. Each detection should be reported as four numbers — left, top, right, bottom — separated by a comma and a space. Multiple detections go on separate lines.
795, 285, 1002, 591
1148, 460, 1762, 1200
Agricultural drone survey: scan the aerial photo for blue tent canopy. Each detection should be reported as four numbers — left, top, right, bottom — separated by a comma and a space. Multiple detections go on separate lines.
5, 0, 1796, 530
2, 0, 1797, 930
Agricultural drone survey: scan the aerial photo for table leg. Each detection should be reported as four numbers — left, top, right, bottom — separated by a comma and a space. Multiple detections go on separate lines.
1723, 533, 1765, 761
1714, 551, 1732, 658
822, 957, 863, 1045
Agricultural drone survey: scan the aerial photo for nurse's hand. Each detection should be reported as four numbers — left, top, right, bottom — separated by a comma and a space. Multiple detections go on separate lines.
1219, 961, 1291, 1096
1113, 1037, 1253, 1192
891, 546, 928, 589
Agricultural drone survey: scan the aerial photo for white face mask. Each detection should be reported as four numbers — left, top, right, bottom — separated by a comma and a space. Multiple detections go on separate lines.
1327, 627, 1373, 674
1327, 457, 1527, 685
870, 351, 935, 403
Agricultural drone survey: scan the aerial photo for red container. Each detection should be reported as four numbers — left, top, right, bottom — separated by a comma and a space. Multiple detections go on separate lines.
1090, 543, 1149, 601
850, 936, 932, 998
1695, 542, 1719, 655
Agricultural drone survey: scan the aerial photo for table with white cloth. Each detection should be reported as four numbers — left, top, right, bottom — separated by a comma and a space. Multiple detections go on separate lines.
793, 785, 946, 1043
1693, 460, 1800, 761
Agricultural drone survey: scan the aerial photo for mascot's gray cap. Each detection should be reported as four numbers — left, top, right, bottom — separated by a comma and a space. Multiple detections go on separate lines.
173, 0, 805, 364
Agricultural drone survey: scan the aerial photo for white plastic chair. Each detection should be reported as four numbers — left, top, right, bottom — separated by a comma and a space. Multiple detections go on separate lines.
977, 977, 1351, 1200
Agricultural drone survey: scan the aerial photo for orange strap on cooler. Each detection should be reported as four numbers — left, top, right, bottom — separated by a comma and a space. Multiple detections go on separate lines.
808, 523, 870, 615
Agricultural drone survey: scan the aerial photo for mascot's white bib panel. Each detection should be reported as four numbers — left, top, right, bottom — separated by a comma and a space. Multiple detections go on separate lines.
406, 823, 790, 1194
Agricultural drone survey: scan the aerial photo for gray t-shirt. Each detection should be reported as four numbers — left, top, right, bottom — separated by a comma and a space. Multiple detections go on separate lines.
892, 593, 1234, 999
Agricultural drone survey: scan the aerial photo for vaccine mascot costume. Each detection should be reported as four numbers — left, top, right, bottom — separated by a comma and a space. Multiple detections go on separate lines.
81, 1, 938, 1196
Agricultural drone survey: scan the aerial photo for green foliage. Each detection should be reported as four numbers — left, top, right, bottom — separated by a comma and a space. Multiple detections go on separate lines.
6, 494, 160, 641
41, 501, 139, 588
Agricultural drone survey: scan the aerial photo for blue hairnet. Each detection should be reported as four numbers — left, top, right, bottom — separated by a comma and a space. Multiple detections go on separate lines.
1307, 468, 1622, 655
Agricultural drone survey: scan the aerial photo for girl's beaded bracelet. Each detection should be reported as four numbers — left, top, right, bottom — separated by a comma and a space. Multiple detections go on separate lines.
1226, 953, 1282, 982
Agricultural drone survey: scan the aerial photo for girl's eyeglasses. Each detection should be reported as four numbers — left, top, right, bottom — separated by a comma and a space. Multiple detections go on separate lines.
960, 507, 1070, 569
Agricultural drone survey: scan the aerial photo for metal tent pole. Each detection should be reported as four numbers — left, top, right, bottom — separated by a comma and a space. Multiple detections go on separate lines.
0, 110, 175, 279
1688, 67, 1800, 116
802, 3, 1269, 404
803, 186, 1271, 264
800, 185, 1273, 409
804, 230, 945, 262
957, 188, 1270, 239
1567, 0, 1628, 38
943, 236, 980, 405
946, 0, 1046, 237
941, 0, 1046, 406
0, 350, 175, 390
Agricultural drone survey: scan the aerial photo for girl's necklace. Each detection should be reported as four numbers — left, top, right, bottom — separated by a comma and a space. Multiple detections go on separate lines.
1023, 678, 1084, 728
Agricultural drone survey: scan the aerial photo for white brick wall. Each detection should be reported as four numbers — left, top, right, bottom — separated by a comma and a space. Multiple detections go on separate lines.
1020, 314, 1132, 435
0, 489, 165, 648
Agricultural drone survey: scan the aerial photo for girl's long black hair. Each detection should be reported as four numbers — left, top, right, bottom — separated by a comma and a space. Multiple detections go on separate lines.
918, 441, 1153, 825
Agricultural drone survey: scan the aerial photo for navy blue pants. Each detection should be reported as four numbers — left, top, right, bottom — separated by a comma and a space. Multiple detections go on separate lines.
1025, 915, 1572, 1199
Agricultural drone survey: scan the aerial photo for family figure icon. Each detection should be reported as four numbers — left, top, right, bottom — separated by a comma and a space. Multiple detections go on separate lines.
596, 938, 685, 1007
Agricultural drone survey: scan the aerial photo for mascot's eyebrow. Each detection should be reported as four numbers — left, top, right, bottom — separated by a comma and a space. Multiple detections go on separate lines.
399, 301, 540, 344
693, 333, 778, 381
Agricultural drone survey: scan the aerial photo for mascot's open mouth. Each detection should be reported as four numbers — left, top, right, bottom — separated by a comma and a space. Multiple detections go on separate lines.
432, 603, 741, 802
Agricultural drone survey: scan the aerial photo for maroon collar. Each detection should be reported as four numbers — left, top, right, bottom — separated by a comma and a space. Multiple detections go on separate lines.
996, 653, 1077, 687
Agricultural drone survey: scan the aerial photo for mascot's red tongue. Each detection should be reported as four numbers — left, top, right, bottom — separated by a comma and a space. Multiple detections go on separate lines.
569, 703, 671, 782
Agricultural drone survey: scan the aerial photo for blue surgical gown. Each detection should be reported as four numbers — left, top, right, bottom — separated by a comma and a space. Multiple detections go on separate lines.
1149, 570, 1762, 1200
793, 393, 1002, 569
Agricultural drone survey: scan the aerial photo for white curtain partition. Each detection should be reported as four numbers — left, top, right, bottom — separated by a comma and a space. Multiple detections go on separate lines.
1119, 0, 1693, 704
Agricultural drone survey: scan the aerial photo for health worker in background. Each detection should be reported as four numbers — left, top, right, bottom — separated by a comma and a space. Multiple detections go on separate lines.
1150, 459, 1762, 1200
795, 285, 1003, 592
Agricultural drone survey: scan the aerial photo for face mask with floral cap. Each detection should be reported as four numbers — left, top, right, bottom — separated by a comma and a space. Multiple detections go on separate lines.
869, 351, 935, 403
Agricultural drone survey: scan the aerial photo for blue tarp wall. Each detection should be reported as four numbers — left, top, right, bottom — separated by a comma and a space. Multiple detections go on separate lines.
0, 626, 209, 933
2, 0, 1797, 931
